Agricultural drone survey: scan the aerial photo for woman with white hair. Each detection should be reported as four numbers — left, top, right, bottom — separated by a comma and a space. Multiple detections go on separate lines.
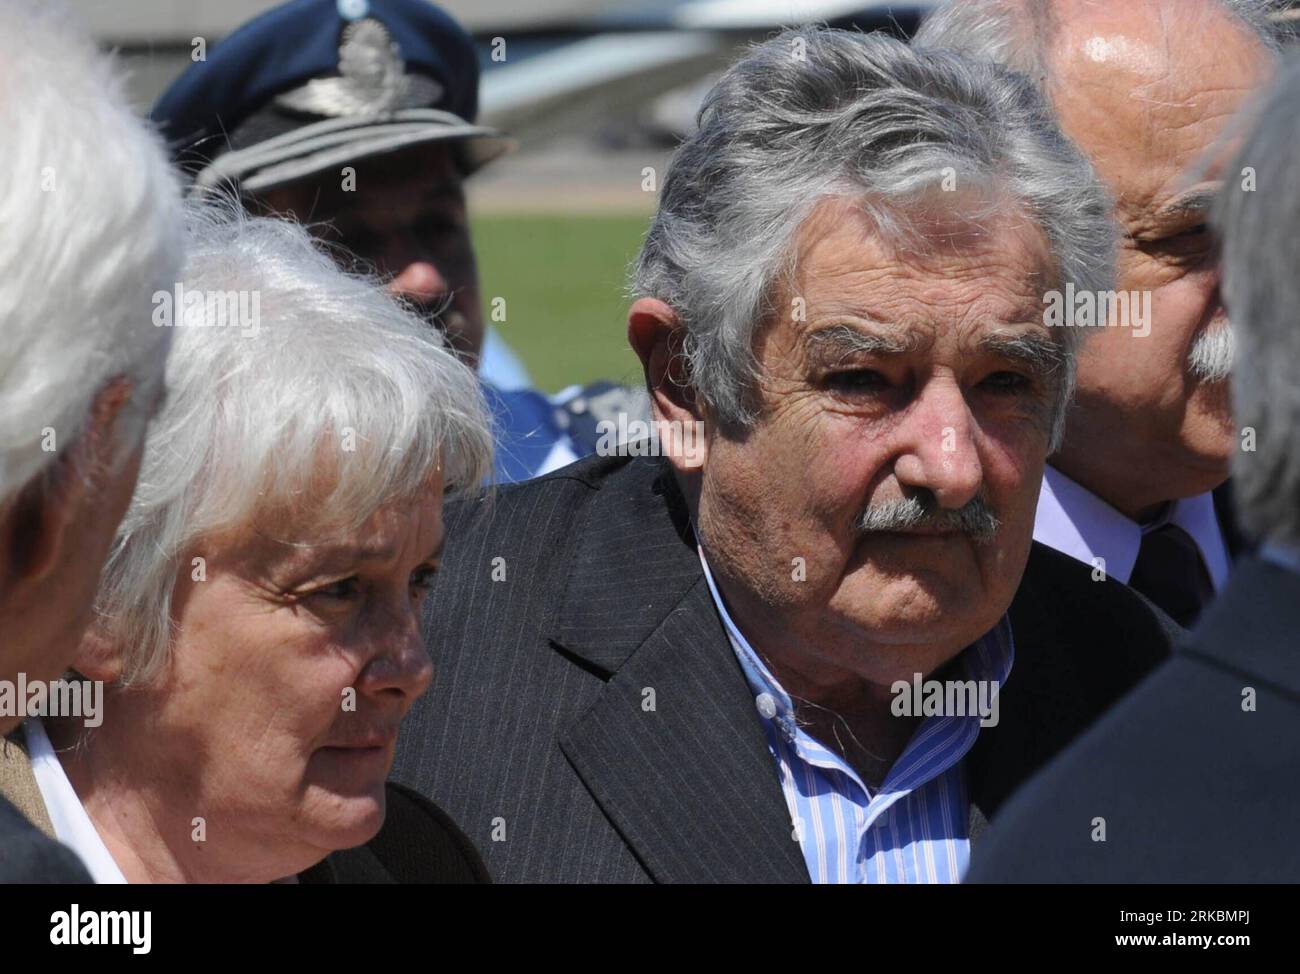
2, 204, 494, 883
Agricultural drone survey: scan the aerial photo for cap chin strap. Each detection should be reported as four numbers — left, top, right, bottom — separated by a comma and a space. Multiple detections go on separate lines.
189, 108, 512, 195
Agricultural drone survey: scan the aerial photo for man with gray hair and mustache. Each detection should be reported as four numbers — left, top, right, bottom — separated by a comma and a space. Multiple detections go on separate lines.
394, 27, 1176, 883
915, 0, 1281, 628
967, 57, 1300, 881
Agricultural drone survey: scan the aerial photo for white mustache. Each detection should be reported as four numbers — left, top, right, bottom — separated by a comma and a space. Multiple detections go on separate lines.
1188, 324, 1234, 383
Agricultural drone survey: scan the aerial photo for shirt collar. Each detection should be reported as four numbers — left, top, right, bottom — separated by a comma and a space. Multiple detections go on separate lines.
696, 546, 1014, 771
1034, 465, 1230, 589
24, 719, 127, 884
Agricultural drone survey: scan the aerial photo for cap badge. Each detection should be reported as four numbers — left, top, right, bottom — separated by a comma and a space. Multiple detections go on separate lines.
274, 17, 444, 117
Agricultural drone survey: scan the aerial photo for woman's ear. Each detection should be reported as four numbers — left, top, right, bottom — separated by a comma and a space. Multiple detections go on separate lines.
627, 298, 709, 474
71, 619, 125, 686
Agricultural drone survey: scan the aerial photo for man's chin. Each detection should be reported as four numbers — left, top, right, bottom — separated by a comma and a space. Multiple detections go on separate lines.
836, 572, 980, 642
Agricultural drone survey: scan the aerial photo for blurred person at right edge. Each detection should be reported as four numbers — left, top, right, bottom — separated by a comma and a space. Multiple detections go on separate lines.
967, 56, 1300, 882
153, 0, 646, 485
915, 0, 1281, 627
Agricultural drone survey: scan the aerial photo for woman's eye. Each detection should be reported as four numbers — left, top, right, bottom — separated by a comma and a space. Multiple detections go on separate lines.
314, 577, 361, 601
828, 369, 888, 392
981, 371, 1031, 393
410, 566, 438, 596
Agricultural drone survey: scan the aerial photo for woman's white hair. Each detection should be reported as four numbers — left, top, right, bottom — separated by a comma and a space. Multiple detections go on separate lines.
0, 1, 183, 502
94, 201, 494, 685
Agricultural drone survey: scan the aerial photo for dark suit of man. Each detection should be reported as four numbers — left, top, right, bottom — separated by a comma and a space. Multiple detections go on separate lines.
393, 453, 1179, 883
967, 553, 1300, 882
0, 796, 91, 884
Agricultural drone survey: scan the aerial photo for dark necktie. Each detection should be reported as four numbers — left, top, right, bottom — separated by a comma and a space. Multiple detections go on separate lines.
1128, 522, 1214, 628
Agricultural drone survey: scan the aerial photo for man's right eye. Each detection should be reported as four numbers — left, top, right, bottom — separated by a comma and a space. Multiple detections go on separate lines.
828, 369, 889, 392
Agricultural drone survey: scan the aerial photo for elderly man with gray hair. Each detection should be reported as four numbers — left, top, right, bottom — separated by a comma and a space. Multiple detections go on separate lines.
0, 2, 183, 881
967, 57, 1300, 882
394, 27, 1177, 883
915, 0, 1281, 628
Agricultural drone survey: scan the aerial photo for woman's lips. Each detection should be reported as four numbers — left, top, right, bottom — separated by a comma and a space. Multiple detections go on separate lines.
319, 728, 399, 752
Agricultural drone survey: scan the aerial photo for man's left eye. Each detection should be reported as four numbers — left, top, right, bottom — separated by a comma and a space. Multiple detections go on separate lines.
412, 215, 465, 241
980, 371, 1031, 393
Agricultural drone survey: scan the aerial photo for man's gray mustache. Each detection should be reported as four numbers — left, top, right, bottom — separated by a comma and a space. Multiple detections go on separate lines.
1188, 323, 1234, 383
857, 494, 1000, 543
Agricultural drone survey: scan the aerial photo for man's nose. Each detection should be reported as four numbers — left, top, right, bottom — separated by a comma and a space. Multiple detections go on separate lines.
892, 381, 983, 510
388, 261, 448, 305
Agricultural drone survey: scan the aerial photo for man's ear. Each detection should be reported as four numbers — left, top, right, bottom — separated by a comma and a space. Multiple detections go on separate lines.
628, 298, 708, 473
0, 377, 135, 587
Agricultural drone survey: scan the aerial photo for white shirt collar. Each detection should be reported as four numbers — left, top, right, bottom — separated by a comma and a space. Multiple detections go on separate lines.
1033, 465, 1231, 590
23, 719, 127, 884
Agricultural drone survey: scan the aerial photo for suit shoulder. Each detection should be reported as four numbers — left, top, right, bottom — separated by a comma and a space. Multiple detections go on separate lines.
970, 652, 1300, 881
0, 796, 92, 883
442, 452, 634, 541
1013, 542, 1179, 664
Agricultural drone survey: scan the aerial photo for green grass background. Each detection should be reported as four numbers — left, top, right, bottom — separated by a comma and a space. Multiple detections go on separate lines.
471, 212, 651, 393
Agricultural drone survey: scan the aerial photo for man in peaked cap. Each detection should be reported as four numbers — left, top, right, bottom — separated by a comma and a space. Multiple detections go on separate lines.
154, 0, 644, 483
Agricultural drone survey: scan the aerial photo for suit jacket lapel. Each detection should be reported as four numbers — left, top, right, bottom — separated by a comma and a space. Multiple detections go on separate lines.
550, 458, 808, 883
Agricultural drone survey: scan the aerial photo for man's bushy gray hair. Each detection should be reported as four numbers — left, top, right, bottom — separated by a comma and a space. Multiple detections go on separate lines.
1213, 55, 1300, 547
94, 202, 493, 685
0, 0, 183, 503
632, 27, 1114, 443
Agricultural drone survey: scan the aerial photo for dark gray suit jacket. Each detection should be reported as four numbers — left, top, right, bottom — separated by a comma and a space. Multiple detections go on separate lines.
0, 794, 91, 884
393, 453, 1177, 883
968, 554, 1300, 882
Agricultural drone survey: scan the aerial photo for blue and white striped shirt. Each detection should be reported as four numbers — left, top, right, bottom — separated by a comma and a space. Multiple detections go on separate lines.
699, 550, 1014, 884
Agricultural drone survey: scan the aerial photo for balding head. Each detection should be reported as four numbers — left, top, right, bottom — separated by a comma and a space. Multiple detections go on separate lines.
917, 0, 1279, 518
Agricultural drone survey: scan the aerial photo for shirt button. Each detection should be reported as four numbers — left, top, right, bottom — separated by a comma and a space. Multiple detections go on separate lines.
755, 693, 778, 720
